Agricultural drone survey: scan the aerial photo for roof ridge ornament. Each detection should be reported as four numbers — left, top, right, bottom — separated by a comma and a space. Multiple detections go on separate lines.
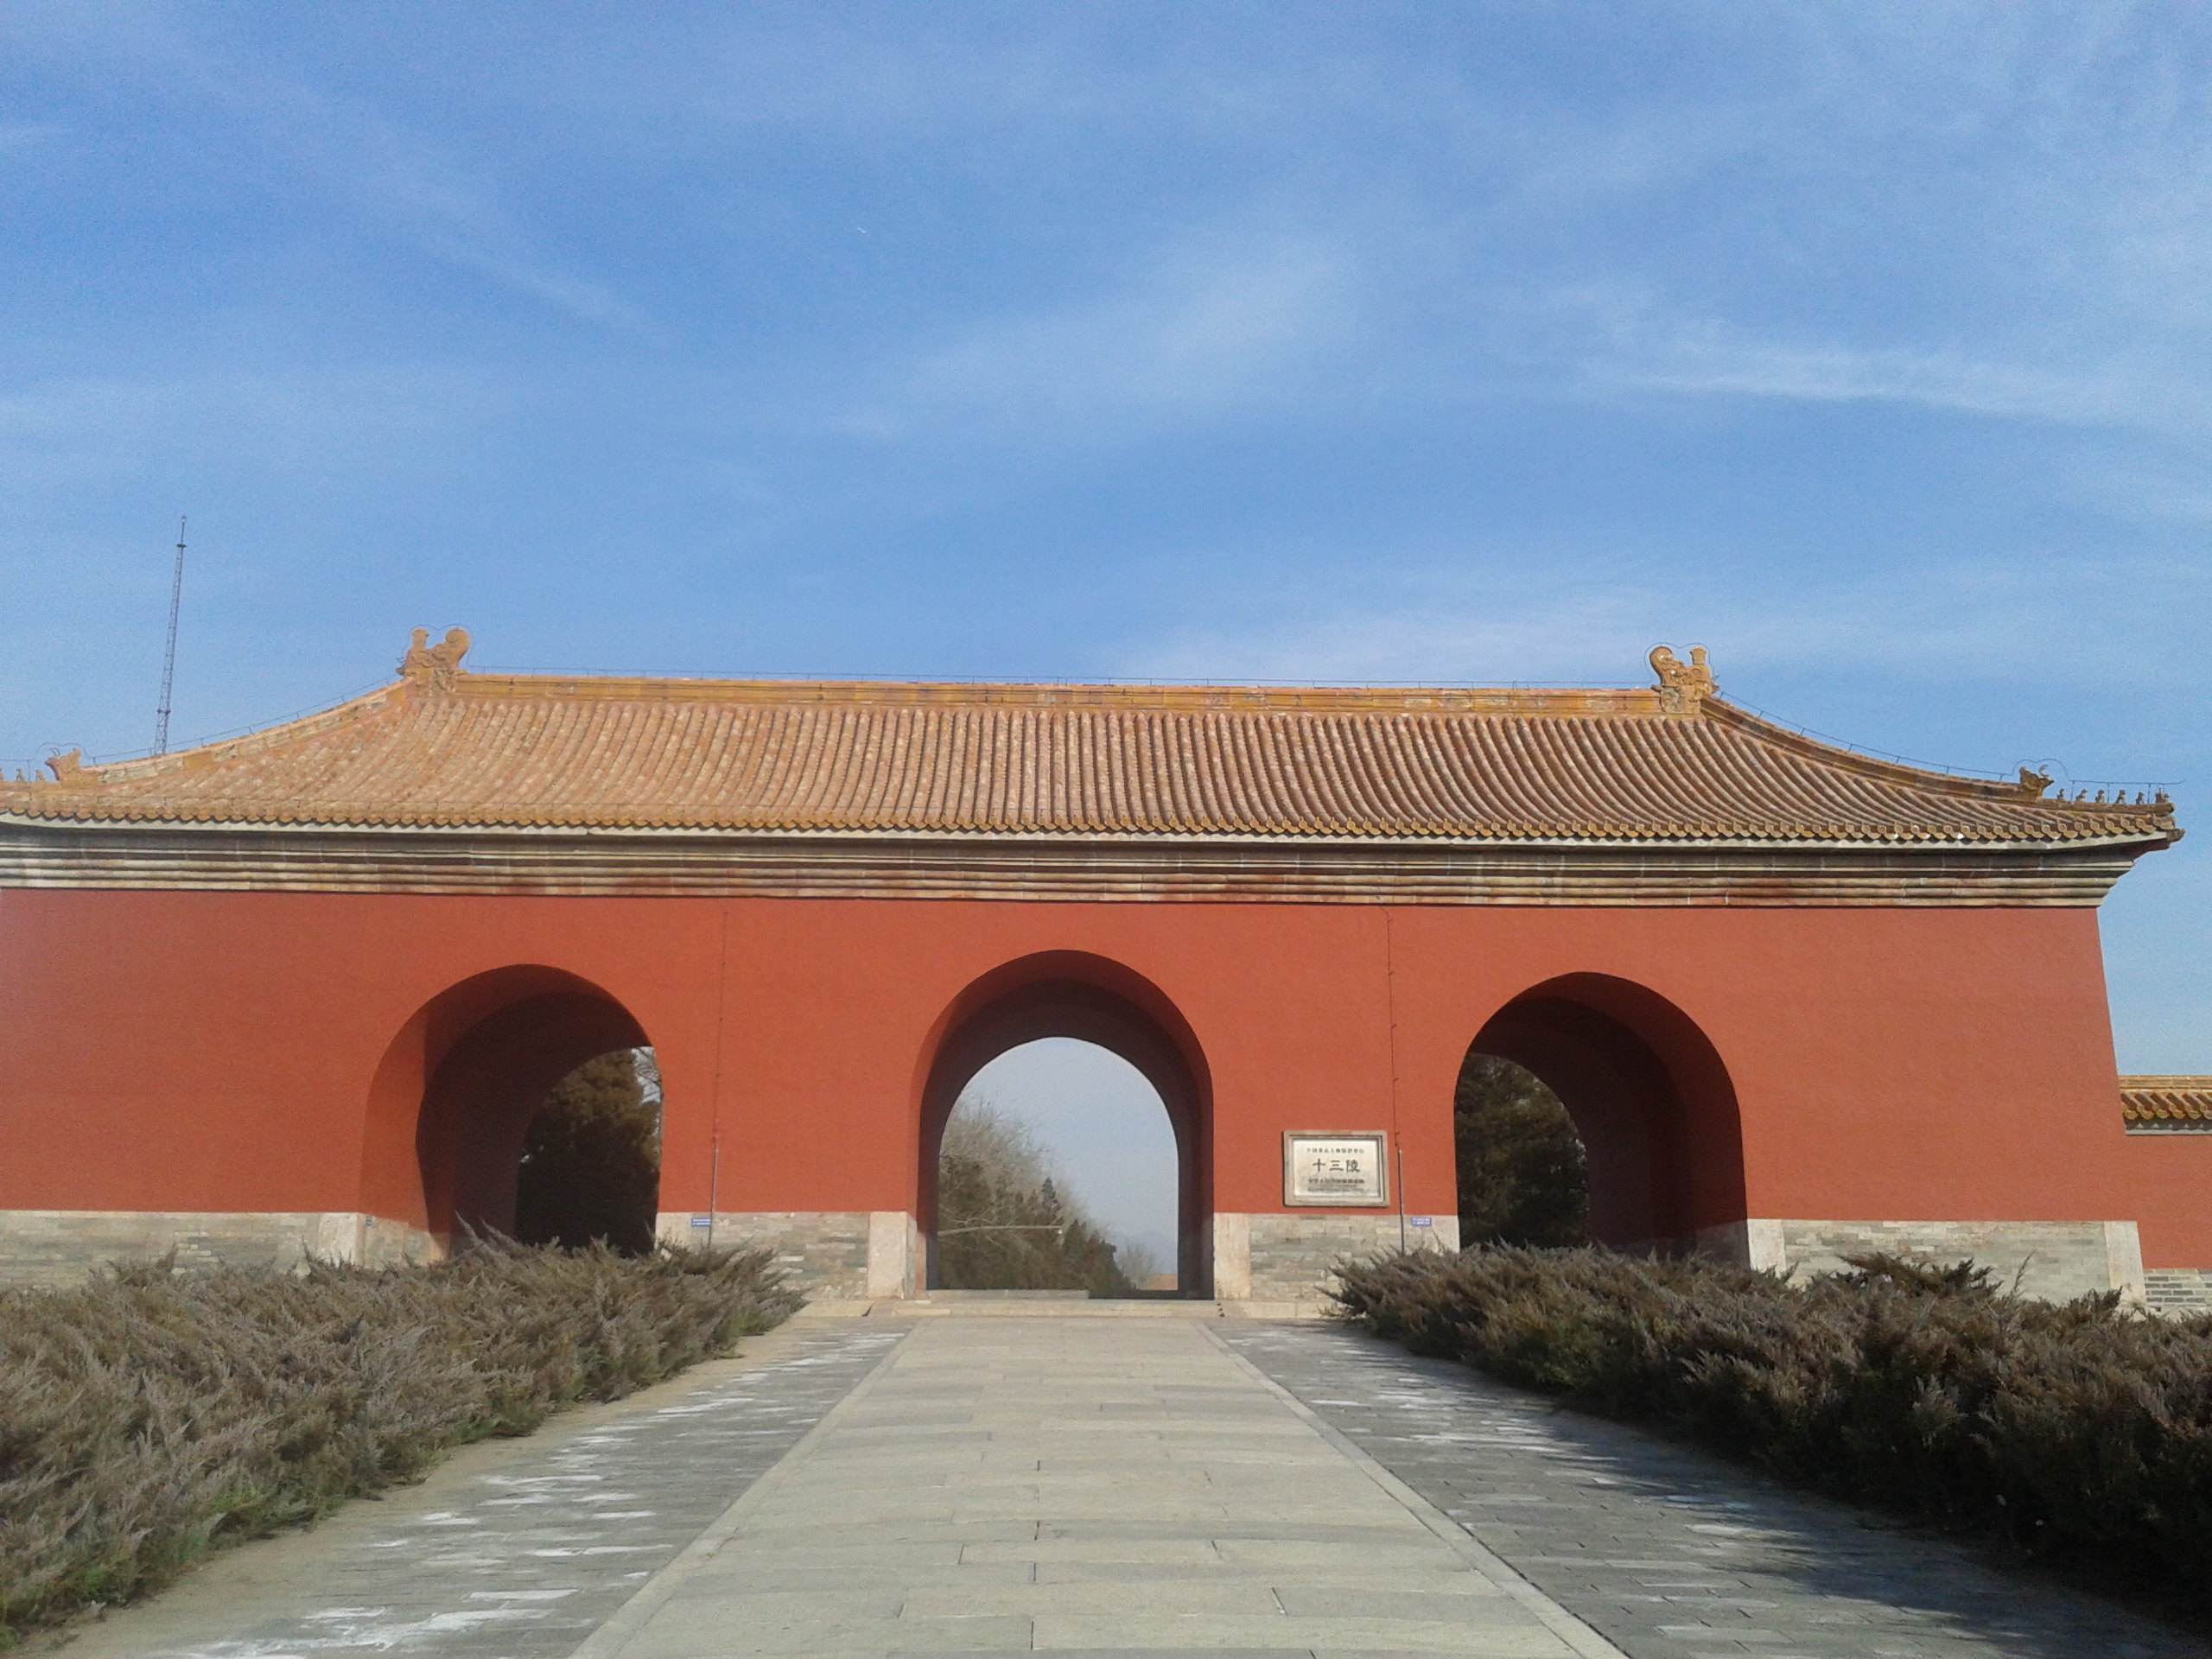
1649, 645, 1715, 715
44, 747, 99, 787
399, 626, 471, 690
2018, 766, 2053, 798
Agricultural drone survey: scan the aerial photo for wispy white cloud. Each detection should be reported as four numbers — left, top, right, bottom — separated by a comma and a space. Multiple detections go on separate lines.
0, 120, 64, 153
430, 243, 655, 340
836, 230, 1352, 443
1120, 550, 2209, 695
2060, 445, 2212, 529
7, 3, 653, 337
1533, 284, 2212, 445
0, 362, 512, 495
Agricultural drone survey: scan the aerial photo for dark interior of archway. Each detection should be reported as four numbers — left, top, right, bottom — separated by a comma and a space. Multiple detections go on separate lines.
415, 990, 652, 1249
1459, 993, 1708, 1253
514, 1049, 663, 1254
1453, 1053, 1592, 1249
934, 1040, 1178, 1294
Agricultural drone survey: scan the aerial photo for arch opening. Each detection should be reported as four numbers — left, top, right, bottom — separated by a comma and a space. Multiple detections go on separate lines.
1454, 974, 1745, 1255
363, 967, 659, 1253
935, 1040, 1178, 1294
917, 954, 1213, 1297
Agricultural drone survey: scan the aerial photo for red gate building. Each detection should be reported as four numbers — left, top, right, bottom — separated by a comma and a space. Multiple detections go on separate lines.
2, 632, 2202, 1308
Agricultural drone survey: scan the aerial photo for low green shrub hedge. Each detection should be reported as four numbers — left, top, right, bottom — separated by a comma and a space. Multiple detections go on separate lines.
0, 1241, 798, 1645
1332, 1248, 2212, 1609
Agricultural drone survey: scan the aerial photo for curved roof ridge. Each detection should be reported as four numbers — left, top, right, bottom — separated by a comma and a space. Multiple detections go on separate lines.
1700, 699, 2050, 803
24, 680, 407, 789
1705, 699, 2177, 827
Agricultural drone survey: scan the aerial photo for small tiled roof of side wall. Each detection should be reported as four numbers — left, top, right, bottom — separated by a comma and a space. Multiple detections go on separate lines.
2120, 1077, 2212, 1128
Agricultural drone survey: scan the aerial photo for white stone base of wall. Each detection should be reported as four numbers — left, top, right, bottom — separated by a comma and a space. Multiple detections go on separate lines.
653, 1211, 914, 1300
0, 1206, 914, 1300
1697, 1217, 2145, 1306
0, 1210, 441, 1285
1217, 1215, 2145, 1306
868, 1211, 919, 1299
0, 1207, 2158, 1310
1694, 1218, 1787, 1270
1212, 1211, 1459, 1302
2144, 1268, 2212, 1316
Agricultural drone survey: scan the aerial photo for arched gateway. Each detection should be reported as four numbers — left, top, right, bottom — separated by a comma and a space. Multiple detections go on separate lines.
917, 952, 1211, 1292
1, 633, 2202, 1306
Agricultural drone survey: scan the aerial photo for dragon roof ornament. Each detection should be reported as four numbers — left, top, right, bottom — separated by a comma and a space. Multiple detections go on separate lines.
399, 626, 471, 690
1649, 645, 1715, 714
43, 747, 97, 787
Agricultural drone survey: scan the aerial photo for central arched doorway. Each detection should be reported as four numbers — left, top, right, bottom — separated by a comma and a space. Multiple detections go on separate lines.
917, 953, 1213, 1296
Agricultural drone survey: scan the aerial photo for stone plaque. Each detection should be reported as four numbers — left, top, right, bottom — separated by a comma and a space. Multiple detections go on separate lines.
1282, 1132, 1389, 1207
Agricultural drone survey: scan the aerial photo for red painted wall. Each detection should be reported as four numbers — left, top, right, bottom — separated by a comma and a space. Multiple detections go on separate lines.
0, 889, 2201, 1269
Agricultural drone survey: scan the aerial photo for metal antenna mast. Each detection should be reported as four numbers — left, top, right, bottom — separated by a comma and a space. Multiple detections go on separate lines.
154, 516, 186, 755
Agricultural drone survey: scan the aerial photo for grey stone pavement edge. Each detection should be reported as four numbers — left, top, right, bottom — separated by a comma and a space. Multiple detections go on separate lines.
43, 1310, 2209, 1659
1220, 1321, 2209, 1659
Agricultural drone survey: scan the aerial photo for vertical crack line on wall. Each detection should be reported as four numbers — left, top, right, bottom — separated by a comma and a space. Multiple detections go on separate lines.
707, 899, 733, 1245
1383, 906, 1407, 1252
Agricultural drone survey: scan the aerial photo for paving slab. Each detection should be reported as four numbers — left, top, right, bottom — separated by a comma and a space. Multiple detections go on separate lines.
1027, 1616, 1573, 1655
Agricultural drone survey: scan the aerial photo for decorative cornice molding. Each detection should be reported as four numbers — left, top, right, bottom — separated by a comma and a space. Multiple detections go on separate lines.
0, 824, 2144, 906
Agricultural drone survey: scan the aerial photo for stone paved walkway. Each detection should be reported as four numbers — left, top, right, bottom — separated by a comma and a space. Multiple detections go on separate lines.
580, 1315, 1609, 1659
1222, 1322, 2206, 1659
53, 1313, 2209, 1659
60, 1320, 906, 1659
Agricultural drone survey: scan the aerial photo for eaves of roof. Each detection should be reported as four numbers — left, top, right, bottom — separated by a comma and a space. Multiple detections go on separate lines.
0, 635, 2181, 855
2120, 1077, 2212, 1129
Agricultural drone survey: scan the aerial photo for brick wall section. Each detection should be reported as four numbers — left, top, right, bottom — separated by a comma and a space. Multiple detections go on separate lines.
0, 1210, 439, 1286
3, 1208, 868, 1298
657, 1211, 872, 1299
1777, 1220, 2139, 1303
2145, 1269, 2212, 1316
1243, 1213, 1458, 1301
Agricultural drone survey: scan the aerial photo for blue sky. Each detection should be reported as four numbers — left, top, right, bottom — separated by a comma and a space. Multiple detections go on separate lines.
4, 6, 2207, 1244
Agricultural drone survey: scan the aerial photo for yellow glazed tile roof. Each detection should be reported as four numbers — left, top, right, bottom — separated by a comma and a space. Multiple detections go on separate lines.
0, 633, 2182, 849
2120, 1077, 2212, 1128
